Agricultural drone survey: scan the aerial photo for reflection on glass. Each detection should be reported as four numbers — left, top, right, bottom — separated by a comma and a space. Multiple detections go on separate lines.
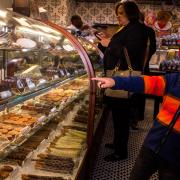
0, 10, 87, 97
0, 10, 7, 18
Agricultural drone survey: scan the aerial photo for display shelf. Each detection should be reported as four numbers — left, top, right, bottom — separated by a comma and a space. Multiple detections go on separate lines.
0, 85, 88, 161
0, 73, 86, 111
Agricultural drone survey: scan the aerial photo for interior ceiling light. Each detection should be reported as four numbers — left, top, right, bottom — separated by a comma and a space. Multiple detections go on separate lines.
0, 10, 7, 18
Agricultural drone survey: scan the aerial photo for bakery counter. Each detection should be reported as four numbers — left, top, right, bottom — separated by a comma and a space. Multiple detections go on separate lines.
0, 10, 100, 179
0, 76, 89, 162
0, 89, 89, 180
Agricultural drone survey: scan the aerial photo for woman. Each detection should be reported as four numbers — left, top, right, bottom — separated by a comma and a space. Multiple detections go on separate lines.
97, 1, 153, 162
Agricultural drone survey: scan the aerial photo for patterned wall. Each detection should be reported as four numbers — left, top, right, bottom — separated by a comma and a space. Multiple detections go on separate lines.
75, 2, 180, 26
0, 0, 12, 9
139, 4, 180, 21
75, 2, 118, 25
67, 0, 76, 25
36, 0, 76, 27
35, 1, 180, 27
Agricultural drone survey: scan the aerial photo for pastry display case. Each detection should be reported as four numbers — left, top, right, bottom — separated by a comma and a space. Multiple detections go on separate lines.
0, 9, 100, 180
44, 21, 104, 137
75, 37, 104, 134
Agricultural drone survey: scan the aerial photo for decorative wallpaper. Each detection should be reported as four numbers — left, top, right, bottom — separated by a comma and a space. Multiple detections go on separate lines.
0, 0, 12, 9
35, 1, 180, 27
139, 4, 180, 21
67, 0, 76, 25
75, 2, 118, 25
36, 0, 76, 27
75, 2, 180, 26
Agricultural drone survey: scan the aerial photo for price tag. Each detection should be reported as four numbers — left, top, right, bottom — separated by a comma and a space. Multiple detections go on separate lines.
21, 126, 31, 135
50, 107, 57, 113
26, 78, 36, 90
37, 116, 46, 124
0, 90, 12, 99
54, 75, 59, 79
17, 79, 24, 89
38, 79, 47, 85
60, 69, 65, 76
65, 69, 70, 77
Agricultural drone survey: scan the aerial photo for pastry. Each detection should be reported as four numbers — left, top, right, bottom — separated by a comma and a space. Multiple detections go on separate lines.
0, 165, 13, 179
22, 174, 67, 180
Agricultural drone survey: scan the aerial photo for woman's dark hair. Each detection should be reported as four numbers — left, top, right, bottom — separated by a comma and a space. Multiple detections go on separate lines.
115, 1, 140, 22
139, 12, 145, 23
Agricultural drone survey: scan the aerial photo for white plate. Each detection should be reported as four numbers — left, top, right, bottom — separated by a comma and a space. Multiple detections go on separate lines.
16, 38, 37, 49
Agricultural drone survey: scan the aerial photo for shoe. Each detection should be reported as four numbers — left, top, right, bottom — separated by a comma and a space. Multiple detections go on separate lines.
105, 143, 115, 149
104, 153, 127, 162
130, 125, 139, 132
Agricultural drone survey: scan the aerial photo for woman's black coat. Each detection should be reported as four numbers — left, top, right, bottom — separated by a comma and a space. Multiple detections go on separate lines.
103, 21, 156, 72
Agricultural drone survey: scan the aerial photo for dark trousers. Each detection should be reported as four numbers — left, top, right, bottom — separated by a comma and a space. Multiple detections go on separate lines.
105, 97, 130, 155
129, 145, 180, 180
129, 93, 146, 127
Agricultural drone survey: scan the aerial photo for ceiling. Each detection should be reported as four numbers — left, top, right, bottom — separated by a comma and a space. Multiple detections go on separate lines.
75, 0, 180, 6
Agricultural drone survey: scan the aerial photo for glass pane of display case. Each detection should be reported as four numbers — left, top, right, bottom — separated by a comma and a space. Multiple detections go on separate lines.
0, 10, 88, 99
0, 9, 92, 179
77, 37, 103, 73
75, 37, 104, 135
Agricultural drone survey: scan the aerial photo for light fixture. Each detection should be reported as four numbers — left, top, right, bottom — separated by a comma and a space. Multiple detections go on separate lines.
0, 10, 7, 18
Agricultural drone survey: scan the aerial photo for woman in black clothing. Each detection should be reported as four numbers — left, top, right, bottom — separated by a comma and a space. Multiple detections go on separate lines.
129, 12, 156, 130
98, 1, 156, 162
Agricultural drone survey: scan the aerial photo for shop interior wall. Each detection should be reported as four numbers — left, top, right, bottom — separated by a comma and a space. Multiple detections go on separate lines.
75, 2, 180, 25
0, 0, 12, 9
36, 0, 76, 27
35, 1, 180, 27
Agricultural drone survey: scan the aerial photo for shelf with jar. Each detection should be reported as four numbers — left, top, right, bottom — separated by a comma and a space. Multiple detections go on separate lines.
160, 33, 180, 49
150, 32, 180, 73
149, 48, 180, 73
0, 9, 104, 180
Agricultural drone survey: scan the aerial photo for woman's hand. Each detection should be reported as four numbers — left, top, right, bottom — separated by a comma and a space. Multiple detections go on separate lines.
91, 77, 115, 88
99, 37, 111, 47
96, 32, 111, 47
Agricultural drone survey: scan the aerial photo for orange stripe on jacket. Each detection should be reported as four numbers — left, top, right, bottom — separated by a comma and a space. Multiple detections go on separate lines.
157, 96, 180, 132
144, 76, 166, 96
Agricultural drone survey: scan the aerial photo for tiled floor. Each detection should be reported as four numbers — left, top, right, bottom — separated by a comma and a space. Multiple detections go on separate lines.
89, 100, 159, 180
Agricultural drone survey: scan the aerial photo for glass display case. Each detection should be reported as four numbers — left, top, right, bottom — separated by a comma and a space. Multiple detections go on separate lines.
45, 21, 105, 137
74, 37, 104, 134
0, 9, 100, 180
